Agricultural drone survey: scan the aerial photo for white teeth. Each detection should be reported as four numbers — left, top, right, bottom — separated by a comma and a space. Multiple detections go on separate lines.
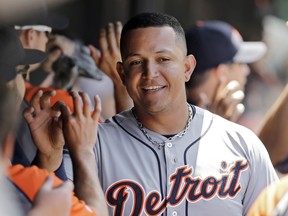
144, 86, 162, 90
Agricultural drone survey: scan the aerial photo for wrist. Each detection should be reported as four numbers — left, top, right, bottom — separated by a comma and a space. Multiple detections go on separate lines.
69, 147, 94, 161
33, 150, 63, 172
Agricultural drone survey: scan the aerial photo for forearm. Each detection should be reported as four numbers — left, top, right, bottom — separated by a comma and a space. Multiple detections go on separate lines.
71, 150, 108, 216
258, 84, 288, 165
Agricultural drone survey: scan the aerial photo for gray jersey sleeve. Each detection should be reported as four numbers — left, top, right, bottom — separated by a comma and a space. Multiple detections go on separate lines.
240, 128, 279, 215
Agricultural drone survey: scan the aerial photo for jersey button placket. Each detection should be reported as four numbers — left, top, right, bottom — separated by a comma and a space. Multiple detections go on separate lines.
172, 211, 178, 216
166, 142, 177, 164
166, 142, 173, 148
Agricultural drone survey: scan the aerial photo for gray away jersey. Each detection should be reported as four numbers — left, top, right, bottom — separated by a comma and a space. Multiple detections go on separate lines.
65, 105, 278, 216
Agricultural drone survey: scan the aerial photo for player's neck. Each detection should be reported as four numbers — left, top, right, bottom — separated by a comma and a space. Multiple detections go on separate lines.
133, 103, 192, 135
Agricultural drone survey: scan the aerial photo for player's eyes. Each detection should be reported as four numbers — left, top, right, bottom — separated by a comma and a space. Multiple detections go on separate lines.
159, 57, 171, 62
130, 60, 142, 65
129, 60, 143, 66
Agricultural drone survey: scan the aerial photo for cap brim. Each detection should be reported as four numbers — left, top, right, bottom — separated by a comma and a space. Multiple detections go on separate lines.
0, 64, 17, 82
233, 42, 267, 63
20, 49, 47, 65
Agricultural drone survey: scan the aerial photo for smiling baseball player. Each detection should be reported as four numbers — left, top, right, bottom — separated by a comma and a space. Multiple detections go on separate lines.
64, 12, 278, 216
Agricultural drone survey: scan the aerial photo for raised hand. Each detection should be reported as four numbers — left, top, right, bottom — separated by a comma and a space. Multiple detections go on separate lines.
60, 91, 101, 155
89, 22, 122, 82
89, 21, 133, 112
59, 91, 108, 214
210, 80, 245, 122
24, 90, 64, 171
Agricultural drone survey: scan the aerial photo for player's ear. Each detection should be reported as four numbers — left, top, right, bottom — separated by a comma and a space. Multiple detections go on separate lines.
18, 29, 35, 48
184, 54, 196, 82
116, 62, 126, 86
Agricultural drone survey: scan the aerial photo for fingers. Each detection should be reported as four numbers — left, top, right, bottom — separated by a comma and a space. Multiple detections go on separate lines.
30, 90, 43, 114
221, 81, 242, 100
29, 90, 57, 113
52, 101, 66, 118
216, 81, 245, 121
212, 80, 241, 109
58, 101, 71, 123
218, 90, 244, 114
92, 95, 102, 121
107, 22, 118, 53
70, 91, 93, 117
79, 92, 92, 117
115, 21, 122, 48
229, 104, 245, 122
99, 22, 122, 55
218, 83, 244, 113
70, 91, 83, 117
88, 44, 100, 65
23, 106, 35, 124
99, 28, 108, 57
40, 90, 56, 110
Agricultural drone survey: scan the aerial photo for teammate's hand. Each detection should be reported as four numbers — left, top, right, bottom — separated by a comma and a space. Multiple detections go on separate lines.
59, 91, 101, 157
24, 90, 64, 171
89, 21, 122, 83
89, 21, 133, 113
27, 176, 74, 216
209, 80, 245, 122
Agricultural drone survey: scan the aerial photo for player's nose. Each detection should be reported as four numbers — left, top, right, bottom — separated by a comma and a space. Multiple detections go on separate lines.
143, 61, 159, 79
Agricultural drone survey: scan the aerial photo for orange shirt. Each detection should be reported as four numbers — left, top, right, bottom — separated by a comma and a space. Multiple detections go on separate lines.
25, 82, 74, 112
25, 82, 102, 123
7, 164, 96, 216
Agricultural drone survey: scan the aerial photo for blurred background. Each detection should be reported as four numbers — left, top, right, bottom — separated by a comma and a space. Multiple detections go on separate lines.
1, 0, 288, 131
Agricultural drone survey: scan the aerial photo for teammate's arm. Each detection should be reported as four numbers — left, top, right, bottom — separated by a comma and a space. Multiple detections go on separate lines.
27, 176, 73, 216
59, 91, 108, 216
23, 90, 64, 172
258, 83, 288, 166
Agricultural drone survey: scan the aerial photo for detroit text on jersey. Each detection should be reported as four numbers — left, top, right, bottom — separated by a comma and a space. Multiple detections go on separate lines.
106, 160, 248, 215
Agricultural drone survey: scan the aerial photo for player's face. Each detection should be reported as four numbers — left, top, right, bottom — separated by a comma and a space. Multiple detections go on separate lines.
118, 26, 195, 114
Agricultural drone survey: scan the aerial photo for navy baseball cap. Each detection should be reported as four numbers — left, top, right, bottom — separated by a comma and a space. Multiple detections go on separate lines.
0, 27, 46, 82
185, 20, 267, 73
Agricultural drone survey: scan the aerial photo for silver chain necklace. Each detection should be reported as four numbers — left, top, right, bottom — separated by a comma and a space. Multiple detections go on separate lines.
132, 104, 193, 149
